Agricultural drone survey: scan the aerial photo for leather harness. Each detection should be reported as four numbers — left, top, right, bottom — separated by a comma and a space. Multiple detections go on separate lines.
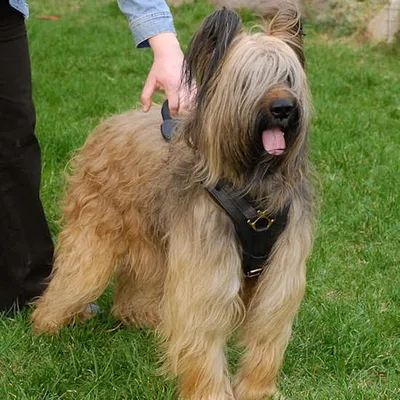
160, 101, 290, 278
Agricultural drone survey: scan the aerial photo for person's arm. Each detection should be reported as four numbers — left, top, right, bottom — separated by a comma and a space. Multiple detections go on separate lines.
117, 0, 187, 114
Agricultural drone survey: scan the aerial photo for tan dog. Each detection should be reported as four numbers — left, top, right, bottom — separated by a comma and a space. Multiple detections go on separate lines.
33, 6, 314, 399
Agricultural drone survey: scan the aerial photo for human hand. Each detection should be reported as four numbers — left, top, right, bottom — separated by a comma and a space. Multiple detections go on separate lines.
142, 32, 191, 116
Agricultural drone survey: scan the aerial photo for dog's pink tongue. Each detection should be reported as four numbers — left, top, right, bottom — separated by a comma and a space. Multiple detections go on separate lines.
262, 128, 285, 155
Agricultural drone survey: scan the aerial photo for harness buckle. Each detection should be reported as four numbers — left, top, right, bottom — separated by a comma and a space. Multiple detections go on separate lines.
244, 268, 264, 278
247, 210, 275, 232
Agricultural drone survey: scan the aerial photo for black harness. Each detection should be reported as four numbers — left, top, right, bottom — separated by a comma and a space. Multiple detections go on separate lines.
161, 101, 290, 278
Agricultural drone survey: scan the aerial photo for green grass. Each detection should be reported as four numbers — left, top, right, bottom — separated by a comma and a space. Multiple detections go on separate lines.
1, 1, 399, 398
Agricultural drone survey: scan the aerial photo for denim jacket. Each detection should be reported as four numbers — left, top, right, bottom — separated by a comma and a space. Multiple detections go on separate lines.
9, 0, 175, 48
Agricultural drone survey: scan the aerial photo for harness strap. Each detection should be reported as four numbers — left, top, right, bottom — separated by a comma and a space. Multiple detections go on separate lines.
206, 184, 290, 277
161, 100, 178, 142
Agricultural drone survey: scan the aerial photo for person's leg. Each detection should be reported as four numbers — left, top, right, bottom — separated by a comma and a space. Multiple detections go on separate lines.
0, 3, 53, 312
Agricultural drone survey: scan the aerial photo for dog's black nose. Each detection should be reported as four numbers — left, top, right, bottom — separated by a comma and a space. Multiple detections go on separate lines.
269, 99, 294, 120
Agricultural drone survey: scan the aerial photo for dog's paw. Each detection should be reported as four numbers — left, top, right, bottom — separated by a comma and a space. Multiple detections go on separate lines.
31, 311, 62, 335
233, 377, 276, 400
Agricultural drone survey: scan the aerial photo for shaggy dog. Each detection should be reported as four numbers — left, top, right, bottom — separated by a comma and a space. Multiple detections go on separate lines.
32, 5, 314, 399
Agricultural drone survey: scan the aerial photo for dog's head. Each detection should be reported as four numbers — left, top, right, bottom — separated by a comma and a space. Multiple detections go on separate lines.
181, 4, 312, 187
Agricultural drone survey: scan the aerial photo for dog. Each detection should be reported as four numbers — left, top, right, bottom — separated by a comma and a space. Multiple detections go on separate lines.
32, 5, 314, 399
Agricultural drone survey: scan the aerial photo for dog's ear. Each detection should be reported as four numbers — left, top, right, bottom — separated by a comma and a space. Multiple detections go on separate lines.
263, 3, 305, 68
183, 9, 242, 102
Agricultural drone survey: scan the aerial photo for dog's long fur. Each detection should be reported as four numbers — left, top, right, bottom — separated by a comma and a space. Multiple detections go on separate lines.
32, 6, 314, 399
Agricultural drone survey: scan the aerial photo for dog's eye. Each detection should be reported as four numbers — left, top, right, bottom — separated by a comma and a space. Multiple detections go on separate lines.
287, 76, 292, 87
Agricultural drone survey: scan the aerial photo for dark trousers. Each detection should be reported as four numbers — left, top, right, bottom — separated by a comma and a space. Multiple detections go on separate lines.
0, 3, 53, 312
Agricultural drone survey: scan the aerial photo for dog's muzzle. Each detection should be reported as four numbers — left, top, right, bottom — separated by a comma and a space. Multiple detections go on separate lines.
257, 98, 299, 157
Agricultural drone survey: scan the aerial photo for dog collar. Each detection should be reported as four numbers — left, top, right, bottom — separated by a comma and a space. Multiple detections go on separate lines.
160, 101, 290, 278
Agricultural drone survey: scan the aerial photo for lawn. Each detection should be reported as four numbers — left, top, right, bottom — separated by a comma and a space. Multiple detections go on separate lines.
0, 0, 399, 399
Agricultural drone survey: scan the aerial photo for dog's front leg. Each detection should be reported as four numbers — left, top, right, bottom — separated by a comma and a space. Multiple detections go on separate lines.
233, 203, 313, 399
160, 205, 244, 400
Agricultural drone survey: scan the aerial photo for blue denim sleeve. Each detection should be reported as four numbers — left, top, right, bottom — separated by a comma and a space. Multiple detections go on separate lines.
117, 0, 176, 48
9, 0, 30, 19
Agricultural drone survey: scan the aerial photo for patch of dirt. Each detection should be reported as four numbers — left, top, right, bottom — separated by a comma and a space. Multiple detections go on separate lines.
305, 0, 388, 34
